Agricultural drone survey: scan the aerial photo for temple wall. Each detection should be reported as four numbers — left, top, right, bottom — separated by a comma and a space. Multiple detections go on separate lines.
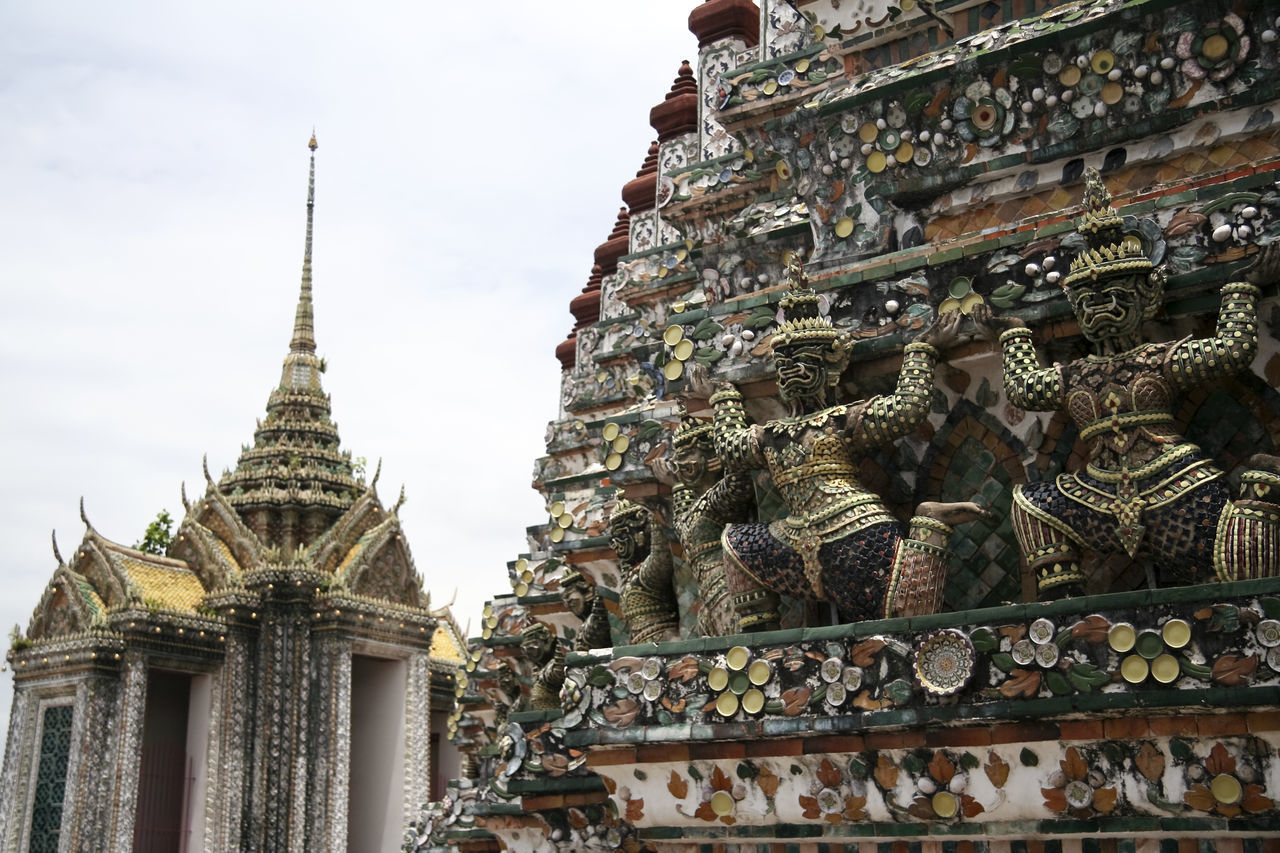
448, 0, 1280, 850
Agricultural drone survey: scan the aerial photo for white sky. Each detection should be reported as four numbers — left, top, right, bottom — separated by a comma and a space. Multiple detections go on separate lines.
0, 1, 698, 740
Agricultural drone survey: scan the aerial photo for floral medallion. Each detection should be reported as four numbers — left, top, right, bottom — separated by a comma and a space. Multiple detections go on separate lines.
914, 629, 976, 695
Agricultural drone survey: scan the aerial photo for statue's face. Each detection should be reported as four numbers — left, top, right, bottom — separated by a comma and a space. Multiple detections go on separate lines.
609, 517, 647, 564
520, 631, 553, 662
671, 443, 709, 486
559, 583, 592, 619
494, 664, 518, 695
1070, 277, 1145, 345
773, 344, 828, 402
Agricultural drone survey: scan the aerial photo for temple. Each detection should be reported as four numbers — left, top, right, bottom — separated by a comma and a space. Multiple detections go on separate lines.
8, 0, 1280, 851
0, 136, 464, 853
431, 1, 1280, 852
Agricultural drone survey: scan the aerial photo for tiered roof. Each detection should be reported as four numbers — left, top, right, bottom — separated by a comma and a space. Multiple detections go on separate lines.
219, 135, 361, 537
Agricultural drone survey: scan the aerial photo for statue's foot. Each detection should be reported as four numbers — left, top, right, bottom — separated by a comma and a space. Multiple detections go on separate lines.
917, 500, 996, 526
1247, 453, 1280, 476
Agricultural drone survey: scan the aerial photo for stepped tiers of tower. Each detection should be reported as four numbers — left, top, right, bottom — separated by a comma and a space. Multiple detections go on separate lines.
436, 0, 1280, 851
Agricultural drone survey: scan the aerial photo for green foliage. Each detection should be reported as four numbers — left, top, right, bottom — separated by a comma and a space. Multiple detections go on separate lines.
134, 509, 173, 556
9, 623, 31, 652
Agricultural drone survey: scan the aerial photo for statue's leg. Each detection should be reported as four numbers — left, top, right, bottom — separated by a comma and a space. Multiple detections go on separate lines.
1012, 483, 1087, 600
722, 523, 803, 632
884, 517, 954, 618
1142, 479, 1229, 586
693, 553, 735, 637
806, 522, 904, 621
1215, 468, 1280, 580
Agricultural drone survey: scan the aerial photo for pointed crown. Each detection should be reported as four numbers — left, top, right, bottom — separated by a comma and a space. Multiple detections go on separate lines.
771, 255, 841, 351
521, 621, 551, 641
560, 567, 593, 591
673, 415, 713, 450
609, 494, 647, 526
1063, 168, 1153, 291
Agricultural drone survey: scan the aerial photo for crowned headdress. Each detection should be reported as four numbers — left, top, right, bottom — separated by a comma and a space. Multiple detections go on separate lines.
1063, 169, 1163, 315
560, 566, 593, 591
672, 414, 713, 450
520, 621, 552, 642
770, 255, 844, 350
609, 493, 647, 526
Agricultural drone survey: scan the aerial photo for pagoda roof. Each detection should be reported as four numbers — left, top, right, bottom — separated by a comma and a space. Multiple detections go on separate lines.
218, 136, 361, 522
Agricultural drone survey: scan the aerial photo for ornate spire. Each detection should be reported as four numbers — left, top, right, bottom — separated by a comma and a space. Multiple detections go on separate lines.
219, 136, 361, 547
291, 133, 319, 356
280, 135, 323, 393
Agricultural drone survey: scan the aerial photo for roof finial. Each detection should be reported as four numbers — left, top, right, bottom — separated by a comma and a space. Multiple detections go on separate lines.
52, 529, 65, 566
291, 132, 318, 355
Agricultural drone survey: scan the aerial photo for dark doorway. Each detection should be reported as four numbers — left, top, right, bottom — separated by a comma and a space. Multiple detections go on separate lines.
132, 671, 192, 853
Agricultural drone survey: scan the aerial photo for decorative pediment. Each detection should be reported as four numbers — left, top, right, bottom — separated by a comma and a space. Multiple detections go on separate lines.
168, 517, 244, 594
67, 525, 131, 611
429, 608, 468, 668
188, 471, 264, 571
26, 565, 106, 640
333, 514, 425, 608
308, 486, 385, 575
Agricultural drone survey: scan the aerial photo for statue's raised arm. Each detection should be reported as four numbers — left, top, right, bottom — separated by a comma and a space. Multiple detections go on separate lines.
985, 168, 1280, 600
704, 258, 991, 632
1165, 243, 1277, 389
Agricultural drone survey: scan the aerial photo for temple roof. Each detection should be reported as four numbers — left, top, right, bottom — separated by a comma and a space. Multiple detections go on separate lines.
114, 552, 206, 612
218, 136, 361, 532
430, 623, 465, 665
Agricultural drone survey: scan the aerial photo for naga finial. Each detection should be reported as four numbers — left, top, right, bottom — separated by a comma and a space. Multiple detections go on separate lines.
51, 529, 64, 565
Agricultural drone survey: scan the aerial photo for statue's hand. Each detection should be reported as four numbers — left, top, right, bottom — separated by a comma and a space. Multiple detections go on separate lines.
1242, 242, 1280, 287
916, 309, 965, 351
970, 303, 1027, 343
650, 455, 679, 487
680, 362, 724, 401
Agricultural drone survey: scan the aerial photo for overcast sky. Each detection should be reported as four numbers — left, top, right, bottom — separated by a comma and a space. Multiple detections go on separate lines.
0, 2, 699, 739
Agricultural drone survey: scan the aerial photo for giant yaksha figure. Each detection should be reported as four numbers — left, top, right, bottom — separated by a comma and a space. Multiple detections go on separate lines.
519, 621, 565, 711
667, 413, 756, 636
558, 567, 613, 651
702, 259, 991, 631
978, 168, 1280, 599
608, 496, 681, 644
